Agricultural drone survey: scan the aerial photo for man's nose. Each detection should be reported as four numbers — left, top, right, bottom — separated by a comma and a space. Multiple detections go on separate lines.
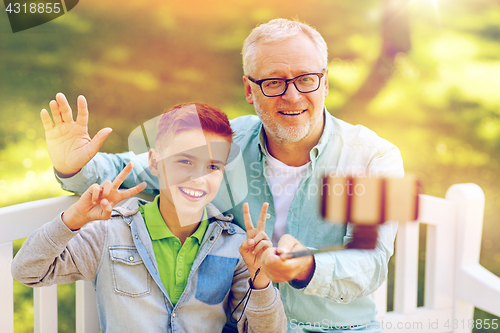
281, 81, 302, 103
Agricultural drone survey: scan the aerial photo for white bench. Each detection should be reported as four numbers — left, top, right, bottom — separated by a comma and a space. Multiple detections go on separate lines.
1, 184, 499, 332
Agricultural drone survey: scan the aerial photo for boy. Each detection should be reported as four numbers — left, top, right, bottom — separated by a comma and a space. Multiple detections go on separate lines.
12, 103, 286, 332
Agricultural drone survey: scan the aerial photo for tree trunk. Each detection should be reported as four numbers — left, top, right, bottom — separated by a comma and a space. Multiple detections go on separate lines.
339, 0, 412, 121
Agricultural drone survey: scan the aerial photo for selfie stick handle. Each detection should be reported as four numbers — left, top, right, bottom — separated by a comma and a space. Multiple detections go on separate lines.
280, 244, 345, 260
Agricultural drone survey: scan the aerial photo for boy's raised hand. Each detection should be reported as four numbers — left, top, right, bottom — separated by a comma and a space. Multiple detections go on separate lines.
41, 93, 112, 177
63, 162, 146, 230
239, 202, 272, 289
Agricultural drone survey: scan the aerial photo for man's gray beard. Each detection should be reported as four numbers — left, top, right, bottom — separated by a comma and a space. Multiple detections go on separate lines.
256, 110, 312, 143
256, 108, 313, 144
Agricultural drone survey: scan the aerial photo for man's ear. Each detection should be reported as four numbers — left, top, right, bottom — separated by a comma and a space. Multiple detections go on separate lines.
243, 76, 254, 105
323, 68, 329, 97
149, 149, 160, 177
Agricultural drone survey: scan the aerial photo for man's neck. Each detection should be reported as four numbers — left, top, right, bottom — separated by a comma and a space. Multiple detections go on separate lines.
157, 194, 201, 244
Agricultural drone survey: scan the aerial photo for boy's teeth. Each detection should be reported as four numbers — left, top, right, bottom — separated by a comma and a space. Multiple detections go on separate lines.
181, 187, 204, 197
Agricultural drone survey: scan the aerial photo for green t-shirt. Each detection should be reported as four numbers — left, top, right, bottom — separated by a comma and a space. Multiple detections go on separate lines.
139, 195, 208, 306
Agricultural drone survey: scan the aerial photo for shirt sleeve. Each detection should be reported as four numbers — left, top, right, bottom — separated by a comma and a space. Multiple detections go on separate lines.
11, 213, 106, 286
55, 151, 158, 196
229, 258, 287, 333
299, 145, 404, 303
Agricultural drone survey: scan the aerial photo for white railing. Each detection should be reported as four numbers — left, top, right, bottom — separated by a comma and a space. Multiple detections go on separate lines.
0, 195, 99, 333
372, 183, 500, 332
1, 184, 499, 332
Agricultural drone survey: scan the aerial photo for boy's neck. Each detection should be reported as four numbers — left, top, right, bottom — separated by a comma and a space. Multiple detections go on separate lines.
157, 194, 203, 244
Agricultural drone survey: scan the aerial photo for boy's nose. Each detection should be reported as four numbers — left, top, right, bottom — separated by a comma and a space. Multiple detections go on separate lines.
189, 168, 209, 183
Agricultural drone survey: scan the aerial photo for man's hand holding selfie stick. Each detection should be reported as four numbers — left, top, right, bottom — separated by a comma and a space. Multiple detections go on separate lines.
262, 175, 420, 284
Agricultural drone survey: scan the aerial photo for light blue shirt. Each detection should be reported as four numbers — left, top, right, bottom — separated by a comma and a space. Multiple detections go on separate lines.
57, 108, 404, 332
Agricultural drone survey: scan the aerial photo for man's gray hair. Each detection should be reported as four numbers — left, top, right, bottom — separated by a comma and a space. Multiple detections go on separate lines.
242, 18, 328, 76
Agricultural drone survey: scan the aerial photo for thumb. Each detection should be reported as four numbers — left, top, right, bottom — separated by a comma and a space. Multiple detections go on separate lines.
89, 128, 112, 153
240, 239, 254, 250
276, 234, 299, 253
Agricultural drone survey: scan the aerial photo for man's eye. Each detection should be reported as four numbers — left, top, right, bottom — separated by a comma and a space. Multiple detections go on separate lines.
264, 80, 282, 87
178, 160, 192, 165
208, 165, 221, 171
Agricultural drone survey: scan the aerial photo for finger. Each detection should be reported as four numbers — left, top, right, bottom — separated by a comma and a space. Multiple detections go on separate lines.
254, 240, 272, 255
55, 92, 74, 123
251, 230, 269, 244
276, 234, 299, 253
119, 182, 147, 201
86, 127, 112, 159
240, 239, 253, 250
242, 202, 255, 233
49, 100, 62, 125
100, 198, 113, 218
102, 181, 113, 198
112, 162, 134, 188
256, 202, 269, 232
91, 184, 102, 204
261, 247, 280, 267
75, 95, 89, 127
40, 109, 54, 132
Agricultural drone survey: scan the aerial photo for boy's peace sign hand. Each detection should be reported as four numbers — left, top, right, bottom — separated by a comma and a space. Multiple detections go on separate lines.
62, 162, 146, 230
239, 202, 272, 289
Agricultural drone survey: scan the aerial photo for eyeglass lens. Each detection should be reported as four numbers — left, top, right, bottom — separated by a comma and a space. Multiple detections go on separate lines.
262, 74, 320, 96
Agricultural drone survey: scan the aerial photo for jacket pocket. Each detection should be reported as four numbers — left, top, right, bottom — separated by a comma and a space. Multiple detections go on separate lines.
109, 247, 151, 297
195, 255, 238, 305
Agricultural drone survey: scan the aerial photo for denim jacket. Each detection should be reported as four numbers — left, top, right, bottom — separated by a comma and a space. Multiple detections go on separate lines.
53, 109, 404, 332
11, 198, 286, 333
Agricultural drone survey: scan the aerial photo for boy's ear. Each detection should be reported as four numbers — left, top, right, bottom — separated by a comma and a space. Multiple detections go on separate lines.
149, 149, 160, 176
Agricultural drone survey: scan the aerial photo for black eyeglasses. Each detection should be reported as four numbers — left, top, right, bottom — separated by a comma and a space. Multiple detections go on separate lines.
247, 69, 326, 97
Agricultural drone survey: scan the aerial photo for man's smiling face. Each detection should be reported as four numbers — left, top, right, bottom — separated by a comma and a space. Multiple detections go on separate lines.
243, 33, 329, 144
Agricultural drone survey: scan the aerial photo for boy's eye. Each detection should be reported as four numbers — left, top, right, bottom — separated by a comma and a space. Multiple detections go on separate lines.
178, 159, 192, 165
209, 165, 221, 171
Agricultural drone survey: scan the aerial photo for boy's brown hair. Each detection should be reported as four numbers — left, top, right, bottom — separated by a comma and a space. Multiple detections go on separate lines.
155, 103, 233, 150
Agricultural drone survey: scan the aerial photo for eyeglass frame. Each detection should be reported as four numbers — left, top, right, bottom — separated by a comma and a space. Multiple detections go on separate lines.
246, 69, 327, 97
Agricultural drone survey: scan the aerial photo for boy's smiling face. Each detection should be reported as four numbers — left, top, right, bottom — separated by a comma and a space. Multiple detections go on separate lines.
150, 129, 231, 226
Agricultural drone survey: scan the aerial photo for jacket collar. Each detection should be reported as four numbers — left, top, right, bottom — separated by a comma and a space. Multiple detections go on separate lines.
112, 198, 235, 231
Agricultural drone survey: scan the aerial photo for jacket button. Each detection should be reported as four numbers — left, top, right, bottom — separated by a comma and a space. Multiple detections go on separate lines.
209, 236, 215, 241
129, 256, 134, 261
172, 313, 176, 318
177, 271, 183, 277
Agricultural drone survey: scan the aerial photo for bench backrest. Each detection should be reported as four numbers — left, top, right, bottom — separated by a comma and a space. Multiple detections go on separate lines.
1, 184, 499, 332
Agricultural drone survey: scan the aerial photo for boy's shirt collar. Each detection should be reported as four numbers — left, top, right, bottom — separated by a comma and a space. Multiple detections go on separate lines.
141, 195, 208, 244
